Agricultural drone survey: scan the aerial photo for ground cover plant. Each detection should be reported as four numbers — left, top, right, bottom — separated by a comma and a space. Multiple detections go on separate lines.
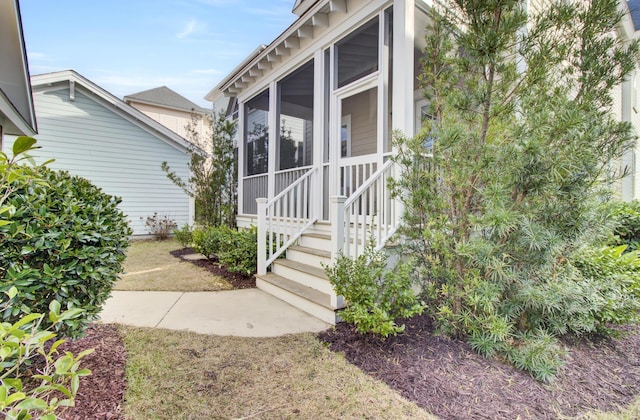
391, 0, 640, 381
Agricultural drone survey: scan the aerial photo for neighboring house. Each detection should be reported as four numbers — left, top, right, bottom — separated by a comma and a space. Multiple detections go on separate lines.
206, 0, 640, 324
2, 70, 195, 235
124, 86, 210, 147
0, 0, 37, 142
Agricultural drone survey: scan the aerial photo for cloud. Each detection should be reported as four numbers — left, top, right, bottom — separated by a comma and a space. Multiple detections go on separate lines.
177, 19, 199, 39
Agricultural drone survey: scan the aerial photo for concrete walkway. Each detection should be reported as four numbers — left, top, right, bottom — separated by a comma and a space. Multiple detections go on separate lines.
99, 289, 330, 337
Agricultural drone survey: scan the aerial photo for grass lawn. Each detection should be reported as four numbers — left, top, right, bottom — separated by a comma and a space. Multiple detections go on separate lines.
121, 326, 431, 419
115, 239, 232, 292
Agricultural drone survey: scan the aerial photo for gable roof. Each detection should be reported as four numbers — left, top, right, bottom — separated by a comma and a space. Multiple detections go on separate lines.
124, 86, 209, 114
31, 70, 196, 153
0, 0, 36, 135
292, 0, 321, 16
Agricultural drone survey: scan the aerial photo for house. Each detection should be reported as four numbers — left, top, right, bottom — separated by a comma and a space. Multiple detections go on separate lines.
206, 0, 640, 324
2, 70, 195, 235
0, 0, 37, 141
124, 86, 210, 148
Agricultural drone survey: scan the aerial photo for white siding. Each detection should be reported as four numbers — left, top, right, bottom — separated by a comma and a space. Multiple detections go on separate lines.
4, 88, 192, 235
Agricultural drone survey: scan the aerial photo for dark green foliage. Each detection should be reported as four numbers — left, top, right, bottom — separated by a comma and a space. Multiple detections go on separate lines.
162, 110, 237, 227
0, 168, 131, 338
173, 224, 194, 248
394, 0, 639, 381
323, 245, 425, 338
610, 200, 640, 252
192, 225, 257, 276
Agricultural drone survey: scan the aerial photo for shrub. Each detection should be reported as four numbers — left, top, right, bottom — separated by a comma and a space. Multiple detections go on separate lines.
191, 225, 257, 276
0, 290, 93, 419
143, 212, 177, 240
323, 244, 425, 338
572, 245, 640, 332
218, 226, 257, 276
610, 200, 640, 252
173, 224, 194, 248
0, 167, 131, 338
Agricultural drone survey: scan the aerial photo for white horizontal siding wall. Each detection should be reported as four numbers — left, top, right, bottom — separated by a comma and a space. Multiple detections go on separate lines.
4, 87, 192, 235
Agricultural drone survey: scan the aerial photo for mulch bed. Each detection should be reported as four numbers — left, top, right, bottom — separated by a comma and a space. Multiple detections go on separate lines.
169, 247, 256, 289
57, 324, 126, 420
46, 249, 640, 419
319, 314, 640, 419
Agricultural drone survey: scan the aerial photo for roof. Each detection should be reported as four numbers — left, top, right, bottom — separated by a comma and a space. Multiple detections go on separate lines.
31, 70, 198, 154
293, 0, 321, 16
628, 0, 640, 31
124, 86, 209, 114
0, 0, 37, 135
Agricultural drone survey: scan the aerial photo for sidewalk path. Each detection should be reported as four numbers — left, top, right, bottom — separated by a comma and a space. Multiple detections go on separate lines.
100, 289, 330, 337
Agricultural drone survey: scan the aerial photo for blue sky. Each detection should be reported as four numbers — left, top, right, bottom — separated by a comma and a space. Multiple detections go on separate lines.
20, 0, 298, 108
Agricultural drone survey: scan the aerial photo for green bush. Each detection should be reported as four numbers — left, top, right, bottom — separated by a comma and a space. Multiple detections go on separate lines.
572, 245, 640, 332
0, 168, 131, 338
218, 226, 257, 276
610, 200, 640, 252
173, 224, 194, 248
0, 291, 94, 420
323, 245, 425, 338
192, 225, 257, 276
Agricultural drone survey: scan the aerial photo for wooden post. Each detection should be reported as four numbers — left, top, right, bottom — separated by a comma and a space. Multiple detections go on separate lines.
256, 198, 268, 275
330, 195, 346, 261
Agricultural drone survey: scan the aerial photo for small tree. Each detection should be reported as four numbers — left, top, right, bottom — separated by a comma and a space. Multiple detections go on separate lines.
162, 110, 237, 227
393, 0, 640, 381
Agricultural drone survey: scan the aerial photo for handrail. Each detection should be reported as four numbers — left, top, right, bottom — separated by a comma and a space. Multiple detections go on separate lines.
336, 159, 400, 260
257, 167, 319, 275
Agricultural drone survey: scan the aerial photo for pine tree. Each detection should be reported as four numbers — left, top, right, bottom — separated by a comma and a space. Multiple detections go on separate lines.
394, 0, 640, 381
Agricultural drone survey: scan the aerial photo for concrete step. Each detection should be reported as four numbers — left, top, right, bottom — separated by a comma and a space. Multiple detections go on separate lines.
271, 259, 334, 295
286, 245, 331, 269
256, 273, 338, 325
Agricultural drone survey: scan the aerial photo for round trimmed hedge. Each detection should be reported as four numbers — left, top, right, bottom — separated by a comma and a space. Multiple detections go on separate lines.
0, 168, 131, 338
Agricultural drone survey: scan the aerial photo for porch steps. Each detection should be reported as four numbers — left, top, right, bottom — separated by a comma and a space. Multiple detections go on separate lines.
256, 232, 343, 324
256, 273, 338, 324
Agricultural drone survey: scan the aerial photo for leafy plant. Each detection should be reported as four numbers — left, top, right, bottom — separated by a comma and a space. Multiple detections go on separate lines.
162, 110, 237, 228
0, 167, 131, 338
392, 0, 640, 380
173, 224, 194, 248
191, 225, 258, 276
323, 244, 425, 338
610, 200, 640, 252
0, 290, 93, 420
143, 212, 177, 240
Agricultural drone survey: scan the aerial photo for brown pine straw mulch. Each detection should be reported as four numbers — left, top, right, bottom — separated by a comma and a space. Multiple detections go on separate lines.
52, 250, 640, 419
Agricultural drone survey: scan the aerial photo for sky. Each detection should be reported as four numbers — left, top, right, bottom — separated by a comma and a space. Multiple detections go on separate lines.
19, 0, 299, 108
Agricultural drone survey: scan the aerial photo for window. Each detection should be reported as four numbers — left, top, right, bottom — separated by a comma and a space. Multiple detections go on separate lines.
245, 89, 269, 176
278, 60, 314, 170
336, 17, 379, 88
341, 114, 351, 158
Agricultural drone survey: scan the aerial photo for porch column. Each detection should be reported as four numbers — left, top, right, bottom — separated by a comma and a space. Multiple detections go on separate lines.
237, 98, 245, 214
392, 0, 415, 136
267, 81, 278, 201
312, 49, 324, 218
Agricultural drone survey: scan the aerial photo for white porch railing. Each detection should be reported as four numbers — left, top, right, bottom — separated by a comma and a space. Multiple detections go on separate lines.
257, 167, 319, 275
331, 159, 400, 261
338, 154, 378, 197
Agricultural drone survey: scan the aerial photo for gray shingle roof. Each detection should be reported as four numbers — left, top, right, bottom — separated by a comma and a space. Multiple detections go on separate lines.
124, 86, 209, 114
629, 0, 640, 31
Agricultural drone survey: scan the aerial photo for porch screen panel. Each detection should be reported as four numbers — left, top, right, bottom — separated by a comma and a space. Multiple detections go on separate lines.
336, 16, 379, 88
277, 60, 314, 170
245, 89, 269, 176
